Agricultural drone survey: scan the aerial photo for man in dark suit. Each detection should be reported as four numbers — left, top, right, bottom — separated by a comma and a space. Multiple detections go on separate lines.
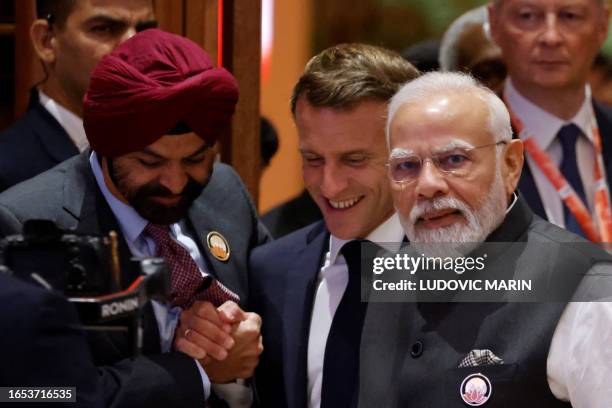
360, 70, 612, 407
0, 271, 209, 407
488, 0, 612, 240
248, 44, 419, 408
0, 0, 157, 192
0, 29, 268, 406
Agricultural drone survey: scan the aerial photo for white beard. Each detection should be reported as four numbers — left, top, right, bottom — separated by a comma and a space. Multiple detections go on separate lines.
400, 166, 507, 258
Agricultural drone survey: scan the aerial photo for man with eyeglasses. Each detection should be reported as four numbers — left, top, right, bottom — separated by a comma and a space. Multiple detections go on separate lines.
488, 0, 612, 241
0, 0, 157, 192
358, 71, 612, 407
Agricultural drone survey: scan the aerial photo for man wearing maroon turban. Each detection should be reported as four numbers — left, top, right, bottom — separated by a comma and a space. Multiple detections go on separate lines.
0, 29, 269, 407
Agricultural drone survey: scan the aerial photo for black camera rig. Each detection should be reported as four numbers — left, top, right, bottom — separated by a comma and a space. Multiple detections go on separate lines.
0, 220, 171, 356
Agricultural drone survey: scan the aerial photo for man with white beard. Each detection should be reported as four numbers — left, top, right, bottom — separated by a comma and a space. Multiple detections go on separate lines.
358, 72, 612, 407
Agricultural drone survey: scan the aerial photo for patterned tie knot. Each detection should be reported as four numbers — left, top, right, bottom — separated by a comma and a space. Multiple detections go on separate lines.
144, 222, 239, 308
144, 223, 172, 244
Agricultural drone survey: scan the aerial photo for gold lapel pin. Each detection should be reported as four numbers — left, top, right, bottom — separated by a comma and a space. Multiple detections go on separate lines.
206, 231, 230, 262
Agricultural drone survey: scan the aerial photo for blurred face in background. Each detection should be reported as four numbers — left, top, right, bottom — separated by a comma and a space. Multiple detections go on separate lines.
488, 0, 609, 95
296, 98, 394, 240
457, 24, 507, 94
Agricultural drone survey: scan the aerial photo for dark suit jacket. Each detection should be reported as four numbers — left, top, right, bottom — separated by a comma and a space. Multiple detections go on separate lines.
249, 221, 329, 408
518, 100, 612, 220
0, 271, 205, 408
0, 153, 270, 402
0, 91, 78, 193
261, 189, 322, 239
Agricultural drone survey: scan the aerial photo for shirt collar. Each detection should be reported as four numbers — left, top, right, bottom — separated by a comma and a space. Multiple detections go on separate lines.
39, 90, 89, 152
328, 212, 405, 265
504, 79, 594, 149
89, 151, 148, 246
506, 192, 518, 215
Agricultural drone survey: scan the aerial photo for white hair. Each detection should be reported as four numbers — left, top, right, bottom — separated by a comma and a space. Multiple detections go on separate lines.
399, 156, 507, 256
386, 71, 512, 146
439, 5, 496, 72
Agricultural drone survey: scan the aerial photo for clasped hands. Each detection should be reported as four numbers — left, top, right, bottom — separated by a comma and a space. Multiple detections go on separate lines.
174, 300, 263, 383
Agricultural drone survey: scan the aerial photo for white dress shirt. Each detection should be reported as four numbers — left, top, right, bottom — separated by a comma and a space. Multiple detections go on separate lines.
548, 286, 612, 406
307, 213, 405, 408
504, 79, 597, 228
39, 91, 89, 152
504, 80, 612, 406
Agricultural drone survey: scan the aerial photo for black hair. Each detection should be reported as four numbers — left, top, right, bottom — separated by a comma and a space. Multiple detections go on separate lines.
36, 0, 76, 29
260, 117, 279, 167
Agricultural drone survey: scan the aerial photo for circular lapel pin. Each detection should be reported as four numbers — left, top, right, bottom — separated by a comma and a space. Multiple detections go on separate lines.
460, 373, 492, 406
206, 231, 230, 262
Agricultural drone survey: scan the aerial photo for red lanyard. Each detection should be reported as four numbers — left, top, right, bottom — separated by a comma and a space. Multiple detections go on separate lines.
506, 102, 612, 242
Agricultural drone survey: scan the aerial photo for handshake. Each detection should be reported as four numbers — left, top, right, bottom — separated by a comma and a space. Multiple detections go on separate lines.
174, 301, 263, 383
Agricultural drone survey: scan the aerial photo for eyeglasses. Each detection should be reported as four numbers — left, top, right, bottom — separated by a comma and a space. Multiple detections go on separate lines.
387, 141, 506, 184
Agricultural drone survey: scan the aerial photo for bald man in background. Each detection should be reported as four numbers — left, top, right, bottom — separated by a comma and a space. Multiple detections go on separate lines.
488, 0, 612, 241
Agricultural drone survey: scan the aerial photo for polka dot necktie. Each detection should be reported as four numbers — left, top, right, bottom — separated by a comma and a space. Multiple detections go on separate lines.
145, 223, 239, 308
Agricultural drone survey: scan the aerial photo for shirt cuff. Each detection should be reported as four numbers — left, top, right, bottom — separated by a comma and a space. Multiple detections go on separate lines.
195, 359, 212, 400
152, 300, 181, 353
211, 380, 253, 408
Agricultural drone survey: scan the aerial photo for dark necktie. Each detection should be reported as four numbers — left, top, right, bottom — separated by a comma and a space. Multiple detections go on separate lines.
558, 124, 587, 237
145, 223, 239, 308
320, 240, 369, 408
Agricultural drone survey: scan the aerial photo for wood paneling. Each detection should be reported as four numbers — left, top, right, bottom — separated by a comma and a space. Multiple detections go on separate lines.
153, 0, 184, 35
0, 23, 14, 36
259, 0, 312, 212
185, 0, 218, 60
14, 0, 40, 120
220, 0, 261, 202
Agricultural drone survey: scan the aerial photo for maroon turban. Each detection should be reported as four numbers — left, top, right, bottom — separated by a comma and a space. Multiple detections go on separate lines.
83, 29, 239, 157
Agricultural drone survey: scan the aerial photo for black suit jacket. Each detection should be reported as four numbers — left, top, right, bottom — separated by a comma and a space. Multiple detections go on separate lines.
249, 221, 329, 408
0, 91, 78, 193
261, 189, 322, 239
0, 271, 207, 408
518, 100, 612, 220
0, 153, 270, 402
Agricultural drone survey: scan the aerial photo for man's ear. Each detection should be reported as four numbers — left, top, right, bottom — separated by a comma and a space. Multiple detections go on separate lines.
502, 139, 524, 198
30, 19, 56, 65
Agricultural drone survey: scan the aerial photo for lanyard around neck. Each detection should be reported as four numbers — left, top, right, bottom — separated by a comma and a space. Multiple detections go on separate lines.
505, 99, 612, 242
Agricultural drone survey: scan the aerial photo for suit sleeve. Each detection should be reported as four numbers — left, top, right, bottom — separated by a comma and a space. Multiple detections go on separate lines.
0, 202, 22, 238
3, 281, 206, 408
98, 353, 205, 408
4, 285, 103, 407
